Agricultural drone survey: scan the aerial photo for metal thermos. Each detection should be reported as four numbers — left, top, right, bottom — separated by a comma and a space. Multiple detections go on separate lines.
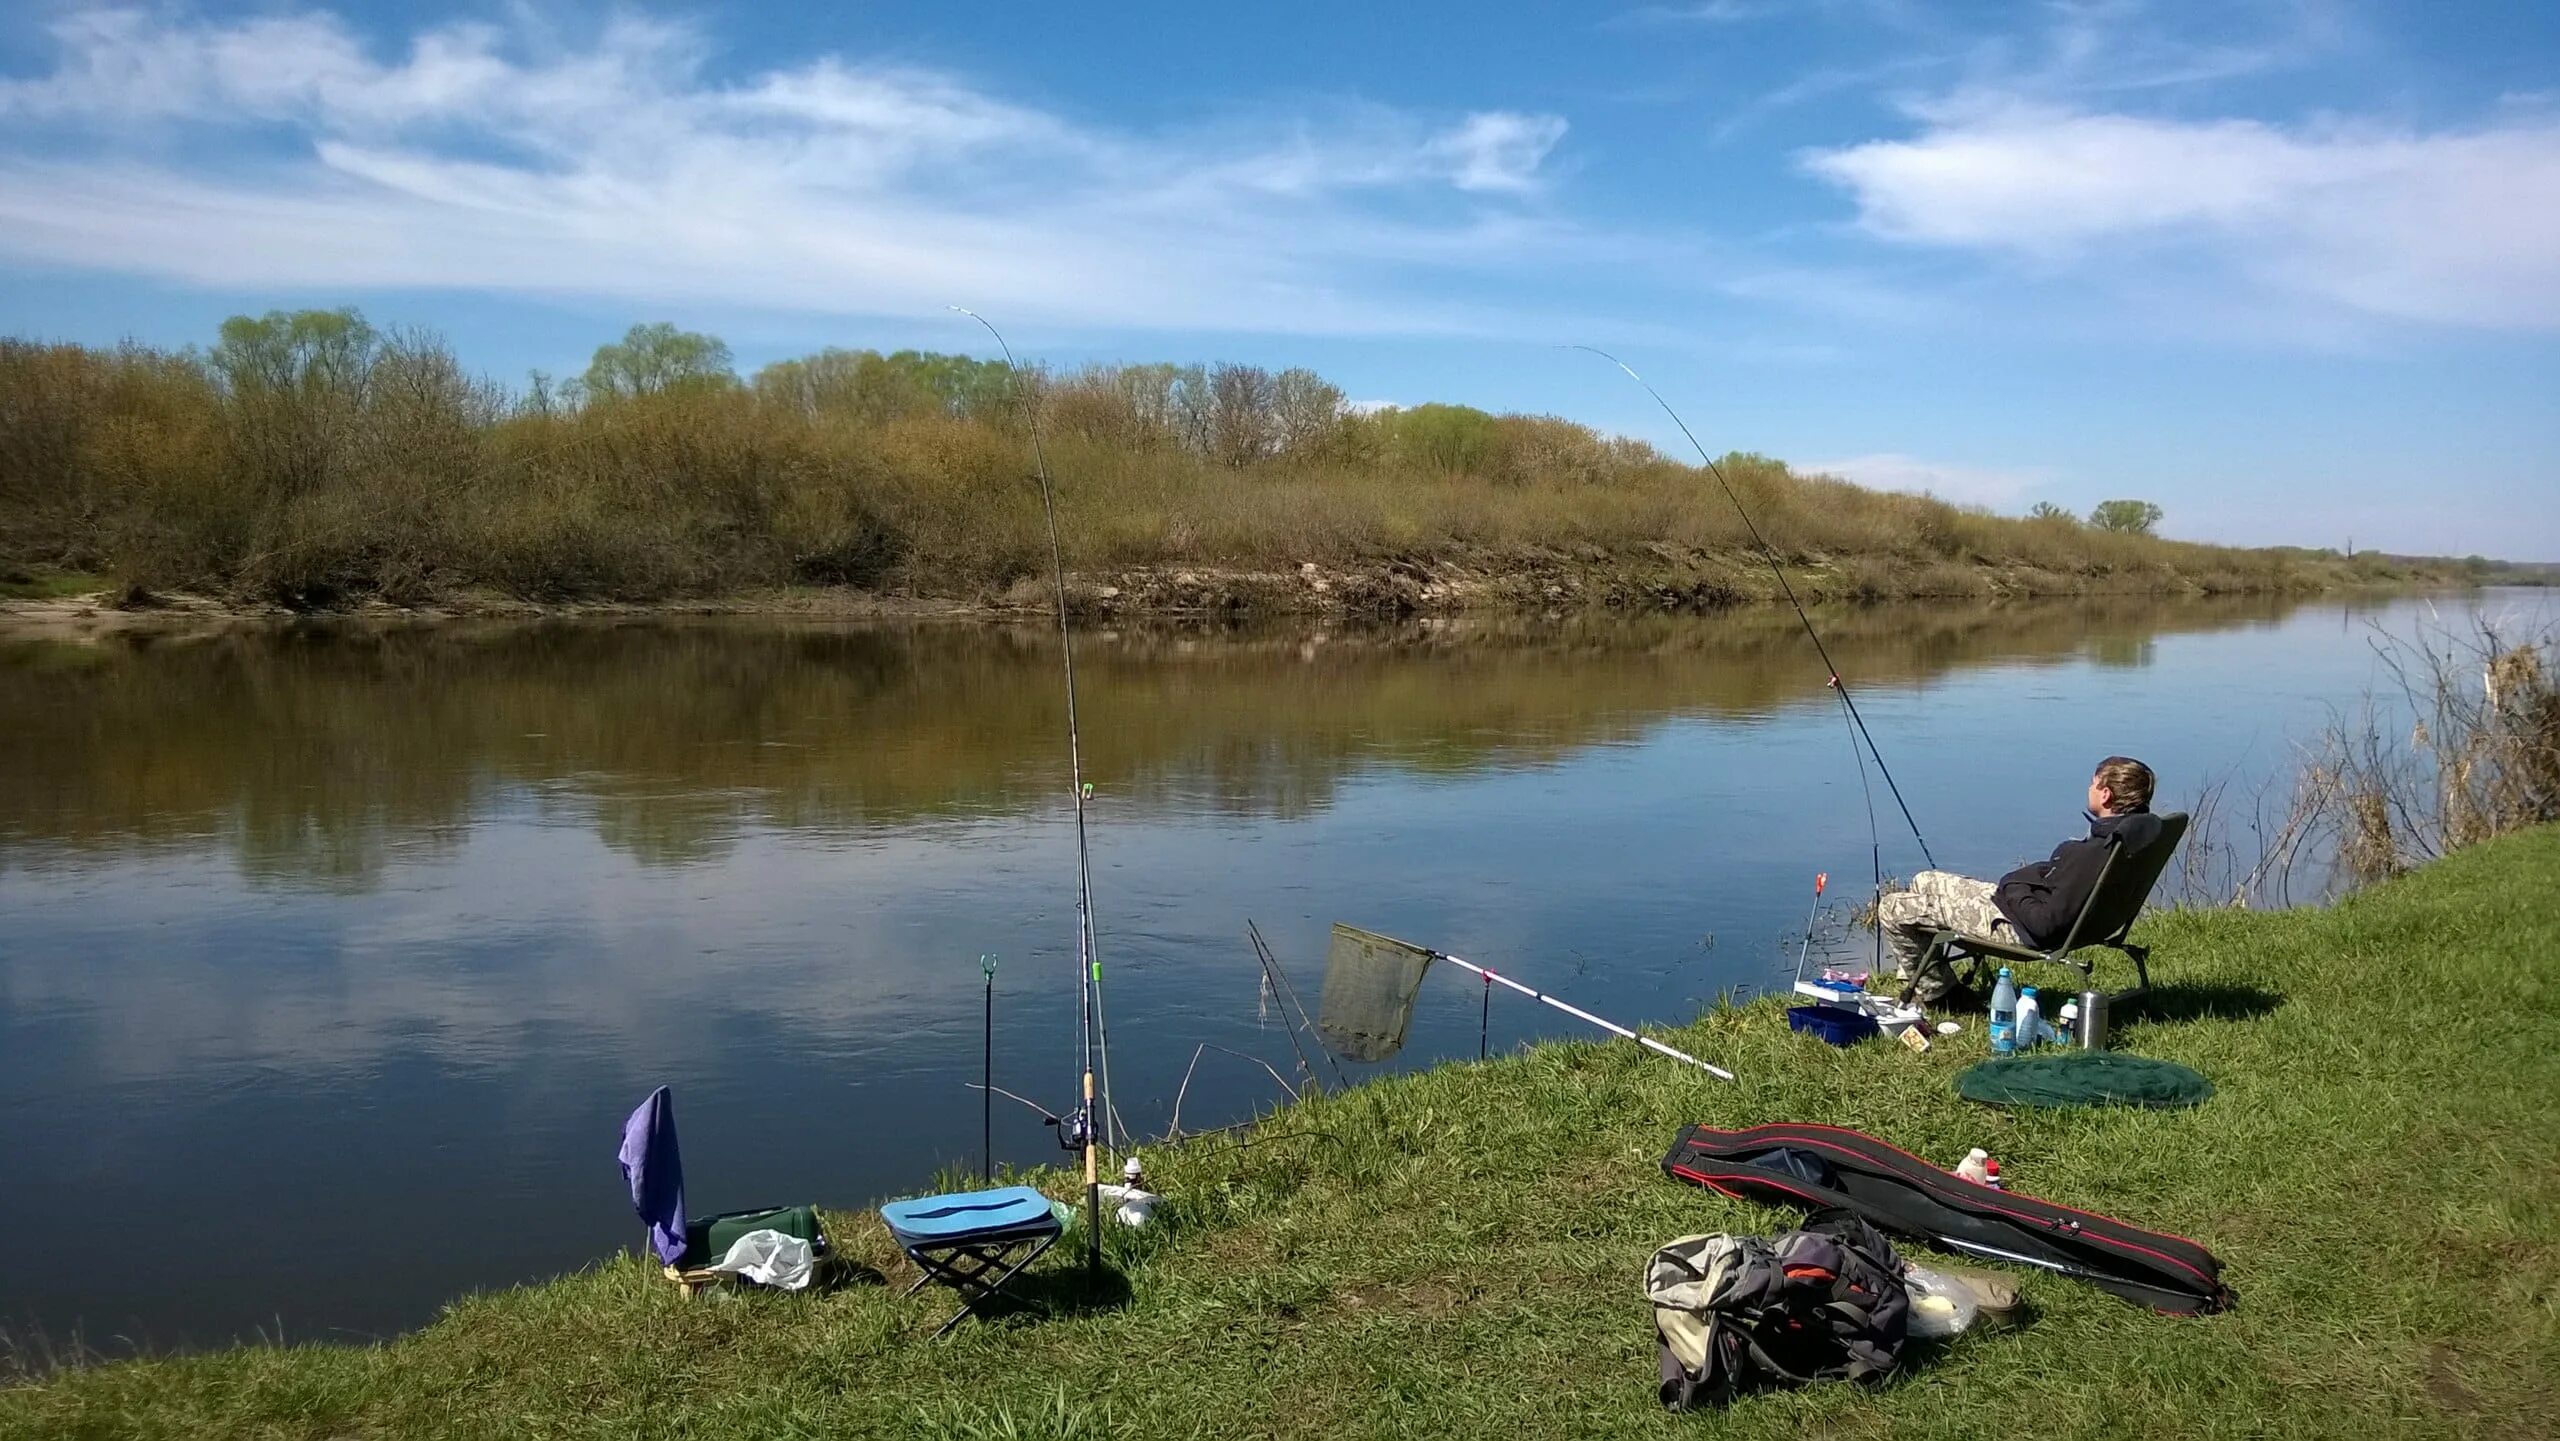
2074, 989, 2110, 1050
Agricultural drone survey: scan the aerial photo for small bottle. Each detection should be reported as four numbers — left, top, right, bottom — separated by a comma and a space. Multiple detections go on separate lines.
1983, 1159, 2004, 1190
1954, 1148, 1992, 1185
1121, 1154, 1146, 1188
2017, 987, 2044, 1049
1989, 967, 2019, 1054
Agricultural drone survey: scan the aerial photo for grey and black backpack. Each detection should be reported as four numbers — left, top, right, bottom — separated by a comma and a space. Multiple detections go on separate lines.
1645, 1213, 1909, 1410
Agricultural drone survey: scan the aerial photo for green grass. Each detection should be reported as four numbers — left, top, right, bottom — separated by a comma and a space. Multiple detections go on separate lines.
8, 829, 2557, 1439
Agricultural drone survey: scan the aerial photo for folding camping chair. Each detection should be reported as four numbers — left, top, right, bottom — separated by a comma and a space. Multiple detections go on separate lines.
1898, 812, 2188, 1007
881, 1184, 1063, 1338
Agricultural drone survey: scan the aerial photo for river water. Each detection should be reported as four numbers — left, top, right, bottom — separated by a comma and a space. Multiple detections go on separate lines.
1, 589, 2546, 1352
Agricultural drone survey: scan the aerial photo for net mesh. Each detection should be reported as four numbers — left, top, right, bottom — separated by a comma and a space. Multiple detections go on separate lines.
1317, 923, 1434, 1063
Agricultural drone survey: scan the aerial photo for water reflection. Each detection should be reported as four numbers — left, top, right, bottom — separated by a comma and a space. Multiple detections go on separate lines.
2, 593, 2316, 883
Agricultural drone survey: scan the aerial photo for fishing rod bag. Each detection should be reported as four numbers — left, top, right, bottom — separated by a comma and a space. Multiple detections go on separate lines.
1661, 1122, 2234, 1315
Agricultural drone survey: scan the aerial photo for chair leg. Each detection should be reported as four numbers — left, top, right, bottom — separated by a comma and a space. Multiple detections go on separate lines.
1898, 931, 1954, 1004
932, 1236, 1056, 1339
905, 1230, 1061, 1339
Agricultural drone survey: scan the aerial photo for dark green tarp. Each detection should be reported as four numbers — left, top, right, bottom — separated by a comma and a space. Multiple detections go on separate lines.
1956, 1053, 2213, 1110
680, 1204, 826, 1267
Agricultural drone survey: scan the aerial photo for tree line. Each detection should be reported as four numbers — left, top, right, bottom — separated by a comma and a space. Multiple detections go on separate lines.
0, 308, 2275, 609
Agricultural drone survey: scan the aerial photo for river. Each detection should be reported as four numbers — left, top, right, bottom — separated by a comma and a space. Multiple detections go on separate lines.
1, 589, 2547, 1352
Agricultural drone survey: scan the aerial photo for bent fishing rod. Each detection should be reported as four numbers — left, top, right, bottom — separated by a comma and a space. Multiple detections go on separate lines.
1564, 344, 1935, 875
953, 306, 1117, 1273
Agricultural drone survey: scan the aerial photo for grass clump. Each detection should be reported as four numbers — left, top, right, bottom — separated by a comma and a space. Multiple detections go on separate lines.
5, 825, 2555, 1439
0, 314, 2475, 614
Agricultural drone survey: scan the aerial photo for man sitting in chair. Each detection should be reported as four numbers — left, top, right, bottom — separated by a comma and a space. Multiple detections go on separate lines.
1880, 756, 2161, 1002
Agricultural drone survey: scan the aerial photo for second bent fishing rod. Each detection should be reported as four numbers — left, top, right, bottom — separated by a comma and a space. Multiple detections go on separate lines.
1565, 346, 1937, 877
954, 306, 1110, 1275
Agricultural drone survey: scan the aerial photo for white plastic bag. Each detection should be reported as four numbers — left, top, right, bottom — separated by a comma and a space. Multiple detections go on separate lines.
711, 1228, 816, 1290
1096, 1182, 1160, 1227
1901, 1263, 1982, 1338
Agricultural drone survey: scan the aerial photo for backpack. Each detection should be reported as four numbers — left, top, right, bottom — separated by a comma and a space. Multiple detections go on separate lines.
1646, 1213, 1909, 1410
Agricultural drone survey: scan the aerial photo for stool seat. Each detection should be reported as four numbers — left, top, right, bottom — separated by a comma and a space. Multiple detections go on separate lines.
881, 1184, 1065, 1337
881, 1185, 1058, 1242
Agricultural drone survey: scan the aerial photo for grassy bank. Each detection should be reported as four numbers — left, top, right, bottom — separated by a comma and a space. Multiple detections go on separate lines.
0, 317, 2483, 616
7, 828, 2555, 1438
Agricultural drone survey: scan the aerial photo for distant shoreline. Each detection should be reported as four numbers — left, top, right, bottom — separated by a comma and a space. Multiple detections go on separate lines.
0, 551, 2485, 640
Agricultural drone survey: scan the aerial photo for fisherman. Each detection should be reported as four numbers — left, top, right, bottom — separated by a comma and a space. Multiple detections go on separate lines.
1878, 756, 2161, 1002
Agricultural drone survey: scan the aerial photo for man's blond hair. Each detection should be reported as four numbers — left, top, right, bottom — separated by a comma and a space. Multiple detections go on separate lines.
2097, 756, 2154, 812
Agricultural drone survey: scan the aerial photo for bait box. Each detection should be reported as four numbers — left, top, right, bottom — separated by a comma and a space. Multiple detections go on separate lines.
1787, 1004, 1881, 1047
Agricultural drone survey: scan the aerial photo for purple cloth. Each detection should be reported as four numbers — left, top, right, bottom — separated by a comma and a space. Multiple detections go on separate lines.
618, 1086, 688, 1265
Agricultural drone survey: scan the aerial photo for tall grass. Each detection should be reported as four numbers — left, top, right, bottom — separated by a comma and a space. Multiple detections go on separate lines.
0, 315, 2454, 609
2179, 617, 2560, 905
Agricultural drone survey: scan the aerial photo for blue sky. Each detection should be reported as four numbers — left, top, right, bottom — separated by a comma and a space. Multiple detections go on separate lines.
1, 1, 2554, 557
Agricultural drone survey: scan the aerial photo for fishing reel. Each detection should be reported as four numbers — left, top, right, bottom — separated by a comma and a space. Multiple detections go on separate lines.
1050, 1106, 1093, 1152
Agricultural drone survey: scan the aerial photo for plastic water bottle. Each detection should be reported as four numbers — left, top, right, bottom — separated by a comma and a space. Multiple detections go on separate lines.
1989, 967, 2019, 1054
2017, 987, 2044, 1049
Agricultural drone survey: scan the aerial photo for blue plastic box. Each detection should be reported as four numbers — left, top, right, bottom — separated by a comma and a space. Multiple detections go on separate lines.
1787, 1004, 1880, 1047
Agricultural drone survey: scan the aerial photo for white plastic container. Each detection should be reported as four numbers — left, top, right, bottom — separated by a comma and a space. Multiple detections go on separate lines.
1868, 1000, 1930, 1039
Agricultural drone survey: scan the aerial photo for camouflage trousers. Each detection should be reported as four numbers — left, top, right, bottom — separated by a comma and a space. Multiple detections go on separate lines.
1875, 870, 2018, 973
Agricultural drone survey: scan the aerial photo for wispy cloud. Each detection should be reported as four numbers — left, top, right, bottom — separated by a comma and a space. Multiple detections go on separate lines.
1803, 452, 2054, 507
1804, 101, 2560, 330
1424, 111, 1572, 192
0, 7, 1583, 336
1610, 1, 1783, 26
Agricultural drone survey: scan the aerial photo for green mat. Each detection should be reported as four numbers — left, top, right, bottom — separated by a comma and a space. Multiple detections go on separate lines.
1956, 1052, 2214, 1110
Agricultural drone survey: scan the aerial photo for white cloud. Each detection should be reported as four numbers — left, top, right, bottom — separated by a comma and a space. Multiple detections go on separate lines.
1804, 452, 2053, 507
1804, 102, 2560, 330
0, 8, 1579, 336
1423, 111, 1571, 193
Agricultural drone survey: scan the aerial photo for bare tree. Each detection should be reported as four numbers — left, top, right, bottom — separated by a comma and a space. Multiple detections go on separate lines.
1270, 368, 1347, 462
1208, 363, 1279, 467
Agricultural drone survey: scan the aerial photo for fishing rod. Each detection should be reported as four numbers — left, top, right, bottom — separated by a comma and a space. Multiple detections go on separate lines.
1244, 920, 1340, 1091
1428, 945, 1736, 1081
1932, 1235, 2206, 1305
1563, 346, 1936, 876
953, 306, 1110, 1273
1790, 872, 1827, 988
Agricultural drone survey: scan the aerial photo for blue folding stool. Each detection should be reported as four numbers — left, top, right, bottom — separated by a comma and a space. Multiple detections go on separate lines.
880, 1185, 1063, 1337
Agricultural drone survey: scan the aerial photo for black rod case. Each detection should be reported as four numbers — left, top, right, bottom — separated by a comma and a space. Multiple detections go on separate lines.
1663, 1122, 2234, 1315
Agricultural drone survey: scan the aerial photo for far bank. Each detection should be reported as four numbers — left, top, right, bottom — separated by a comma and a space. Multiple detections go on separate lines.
0, 545, 2488, 637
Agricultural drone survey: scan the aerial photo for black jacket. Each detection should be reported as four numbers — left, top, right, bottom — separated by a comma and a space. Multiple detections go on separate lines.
1992, 809, 2163, 949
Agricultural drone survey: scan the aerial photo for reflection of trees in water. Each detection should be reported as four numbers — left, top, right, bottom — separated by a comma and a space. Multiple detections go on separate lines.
0, 594, 2304, 885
